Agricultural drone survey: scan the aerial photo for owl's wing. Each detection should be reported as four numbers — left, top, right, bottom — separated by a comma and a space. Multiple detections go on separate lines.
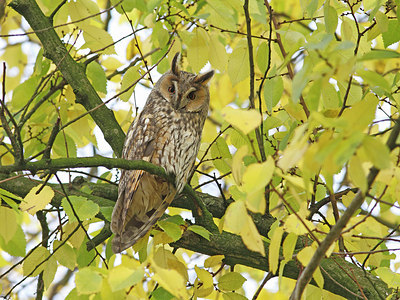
110, 113, 176, 253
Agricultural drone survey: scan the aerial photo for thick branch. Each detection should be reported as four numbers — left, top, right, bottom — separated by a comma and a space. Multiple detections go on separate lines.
0, 171, 391, 299
9, 0, 125, 156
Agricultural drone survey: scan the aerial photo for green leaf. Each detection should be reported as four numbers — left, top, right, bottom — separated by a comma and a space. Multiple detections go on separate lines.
256, 42, 269, 73
210, 136, 232, 173
321, 81, 340, 109
120, 65, 141, 102
359, 50, 400, 61
86, 61, 107, 94
99, 207, 113, 222
53, 133, 77, 158
218, 272, 247, 291
23, 246, 50, 277
82, 25, 116, 55
204, 255, 225, 268
264, 75, 284, 112
53, 240, 77, 270
324, 5, 338, 34
187, 225, 212, 241
20, 185, 54, 215
292, 58, 312, 102
382, 20, 400, 48
43, 255, 58, 289
362, 136, 391, 169
62, 196, 100, 222
151, 287, 175, 300
0, 225, 26, 257
0, 207, 17, 243
0, 188, 22, 211
108, 266, 144, 291
357, 69, 391, 93
75, 267, 103, 295
65, 288, 90, 300
157, 220, 182, 241
11, 76, 39, 110
375, 267, 400, 288
222, 292, 248, 300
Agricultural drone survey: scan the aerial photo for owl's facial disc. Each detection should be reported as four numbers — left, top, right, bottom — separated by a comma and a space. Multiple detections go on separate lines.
177, 87, 197, 110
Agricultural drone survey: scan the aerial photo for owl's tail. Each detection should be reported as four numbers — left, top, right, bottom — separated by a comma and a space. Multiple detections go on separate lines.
111, 192, 175, 254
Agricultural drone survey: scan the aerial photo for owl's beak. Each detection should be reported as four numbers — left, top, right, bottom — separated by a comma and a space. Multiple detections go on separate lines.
176, 94, 188, 110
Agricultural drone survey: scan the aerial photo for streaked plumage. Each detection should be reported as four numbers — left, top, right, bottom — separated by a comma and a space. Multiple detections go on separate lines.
111, 53, 214, 253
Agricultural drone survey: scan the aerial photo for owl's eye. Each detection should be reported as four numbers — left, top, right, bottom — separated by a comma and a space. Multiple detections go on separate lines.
168, 86, 175, 94
188, 91, 196, 100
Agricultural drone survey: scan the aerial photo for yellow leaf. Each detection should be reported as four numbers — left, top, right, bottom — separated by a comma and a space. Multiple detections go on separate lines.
313, 266, 324, 289
241, 216, 265, 256
297, 245, 315, 266
151, 260, 189, 299
341, 93, 378, 132
187, 27, 209, 72
75, 267, 103, 295
153, 247, 188, 281
224, 202, 265, 255
63, 222, 87, 249
283, 214, 315, 235
108, 265, 144, 292
195, 265, 213, 288
283, 232, 297, 261
242, 157, 275, 193
227, 41, 249, 85
20, 185, 54, 215
278, 124, 308, 172
224, 201, 247, 234
232, 145, 248, 185
0, 207, 17, 243
209, 33, 228, 71
269, 226, 283, 273
120, 65, 141, 102
245, 188, 266, 214
43, 256, 58, 290
362, 136, 391, 169
222, 106, 262, 135
348, 155, 367, 192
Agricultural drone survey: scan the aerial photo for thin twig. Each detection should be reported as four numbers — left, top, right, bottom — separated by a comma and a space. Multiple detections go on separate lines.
244, 0, 266, 162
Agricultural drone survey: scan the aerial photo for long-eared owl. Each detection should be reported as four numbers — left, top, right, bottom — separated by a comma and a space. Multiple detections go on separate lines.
111, 53, 214, 253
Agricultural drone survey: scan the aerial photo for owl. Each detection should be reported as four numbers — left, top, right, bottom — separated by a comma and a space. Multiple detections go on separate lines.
111, 53, 214, 253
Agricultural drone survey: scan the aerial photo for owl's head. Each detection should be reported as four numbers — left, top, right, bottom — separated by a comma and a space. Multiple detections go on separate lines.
156, 53, 214, 114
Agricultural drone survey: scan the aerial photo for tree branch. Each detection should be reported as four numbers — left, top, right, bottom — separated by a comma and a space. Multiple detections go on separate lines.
291, 117, 400, 299
9, 0, 125, 156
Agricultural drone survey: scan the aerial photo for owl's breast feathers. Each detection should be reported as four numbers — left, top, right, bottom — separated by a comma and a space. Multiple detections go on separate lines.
111, 97, 205, 253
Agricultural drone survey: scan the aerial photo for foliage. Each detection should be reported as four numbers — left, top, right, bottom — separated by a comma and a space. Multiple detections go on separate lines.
1, 0, 400, 299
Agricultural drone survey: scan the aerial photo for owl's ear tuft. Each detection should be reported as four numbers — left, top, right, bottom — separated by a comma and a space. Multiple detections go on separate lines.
195, 70, 214, 85
171, 52, 180, 76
